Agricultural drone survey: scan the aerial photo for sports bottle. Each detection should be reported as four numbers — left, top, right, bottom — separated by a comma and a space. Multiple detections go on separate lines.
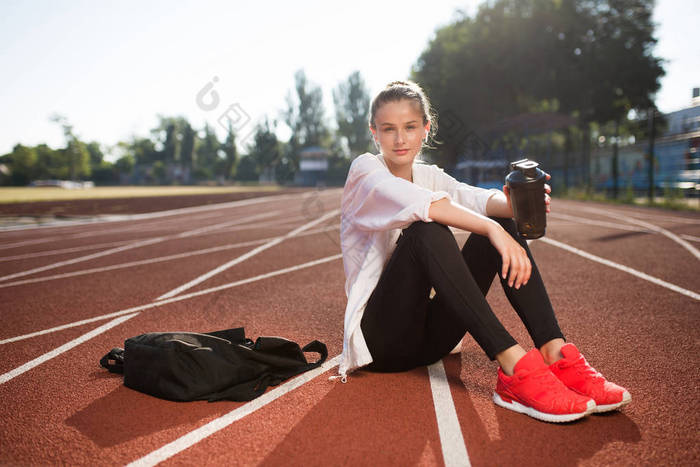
505, 158, 547, 239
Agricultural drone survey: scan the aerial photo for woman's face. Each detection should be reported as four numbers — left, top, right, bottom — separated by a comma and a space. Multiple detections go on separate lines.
371, 99, 429, 168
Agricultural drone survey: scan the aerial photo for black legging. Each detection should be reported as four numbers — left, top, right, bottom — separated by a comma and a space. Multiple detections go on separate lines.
360, 216, 564, 373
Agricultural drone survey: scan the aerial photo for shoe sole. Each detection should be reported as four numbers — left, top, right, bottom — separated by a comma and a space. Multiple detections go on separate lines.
594, 390, 632, 413
492, 392, 595, 423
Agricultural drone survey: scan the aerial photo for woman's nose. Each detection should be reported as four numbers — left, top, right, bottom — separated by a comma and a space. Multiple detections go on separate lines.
395, 129, 406, 144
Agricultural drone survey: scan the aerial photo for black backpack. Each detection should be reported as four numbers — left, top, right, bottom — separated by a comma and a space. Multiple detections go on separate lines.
99, 327, 327, 402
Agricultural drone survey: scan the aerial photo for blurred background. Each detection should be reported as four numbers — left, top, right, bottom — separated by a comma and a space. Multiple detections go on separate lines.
0, 0, 697, 209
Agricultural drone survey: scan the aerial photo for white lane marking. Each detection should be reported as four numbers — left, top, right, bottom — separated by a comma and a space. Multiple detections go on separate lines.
0, 253, 343, 345
548, 212, 653, 233
0, 211, 282, 283
0, 224, 340, 289
0, 189, 342, 233
549, 212, 700, 243
0, 313, 138, 384
681, 234, 700, 243
428, 360, 471, 467
577, 206, 700, 260
0, 236, 167, 282
127, 355, 341, 467
539, 237, 700, 300
0, 236, 63, 250
576, 208, 700, 224
0, 239, 132, 262
156, 209, 340, 300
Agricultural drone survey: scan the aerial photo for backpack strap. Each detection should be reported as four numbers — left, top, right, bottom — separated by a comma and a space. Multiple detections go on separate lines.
207, 340, 329, 402
204, 327, 254, 348
99, 347, 125, 374
302, 340, 327, 367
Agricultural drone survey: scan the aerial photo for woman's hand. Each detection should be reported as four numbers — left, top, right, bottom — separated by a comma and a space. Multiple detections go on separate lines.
487, 223, 531, 289
544, 172, 552, 214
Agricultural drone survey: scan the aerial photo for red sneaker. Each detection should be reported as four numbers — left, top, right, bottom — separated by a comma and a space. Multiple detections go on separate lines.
493, 349, 595, 423
549, 343, 631, 413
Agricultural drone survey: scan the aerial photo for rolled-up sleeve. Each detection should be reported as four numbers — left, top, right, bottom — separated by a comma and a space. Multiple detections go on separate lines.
430, 165, 500, 216
341, 155, 451, 232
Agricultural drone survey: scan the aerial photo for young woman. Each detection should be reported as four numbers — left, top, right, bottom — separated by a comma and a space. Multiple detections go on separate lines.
336, 80, 631, 423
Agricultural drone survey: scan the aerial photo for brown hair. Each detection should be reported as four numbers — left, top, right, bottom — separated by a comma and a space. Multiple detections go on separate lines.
368, 80, 438, 152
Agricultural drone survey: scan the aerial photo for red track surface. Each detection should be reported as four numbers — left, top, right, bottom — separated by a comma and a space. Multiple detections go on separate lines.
0, 189, 698, 466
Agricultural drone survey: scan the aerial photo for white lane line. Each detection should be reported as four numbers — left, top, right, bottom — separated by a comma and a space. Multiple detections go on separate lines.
577, 208, 700, 224
155, 209, 340, 300
0, 236, 63, 250
577, 206, 700, 260
548, 212, 653, 233
0, 224, 340, 289
0, 210, 282, 283
0, 189, 342, 233
540, 237, 700, 300
428, 360, 471, 467
681, 234, 700, 243
0, 236, 167, 282
0, 313, 139, 384
0, 239, 132, 262
127, 355, 341, 467
0, 253, 343, 345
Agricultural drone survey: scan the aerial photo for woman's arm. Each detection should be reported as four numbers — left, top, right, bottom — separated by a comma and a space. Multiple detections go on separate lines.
427, 198, 532, 289
428, 198, 500, 236
486, 189, 514, 218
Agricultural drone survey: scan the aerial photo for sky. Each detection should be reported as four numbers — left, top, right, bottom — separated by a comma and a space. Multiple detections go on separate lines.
0, 0, 697, 159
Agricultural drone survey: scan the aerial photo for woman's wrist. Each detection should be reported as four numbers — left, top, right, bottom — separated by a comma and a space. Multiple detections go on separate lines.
485, 219, 505, 240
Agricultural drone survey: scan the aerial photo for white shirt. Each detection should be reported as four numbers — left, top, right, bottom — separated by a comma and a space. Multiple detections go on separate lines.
336, 152, 500, 380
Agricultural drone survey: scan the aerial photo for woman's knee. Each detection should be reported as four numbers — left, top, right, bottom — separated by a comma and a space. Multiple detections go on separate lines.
402, 220, 451, 241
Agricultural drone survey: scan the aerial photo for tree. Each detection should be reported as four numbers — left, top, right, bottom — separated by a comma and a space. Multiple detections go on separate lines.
283, 69, 330, 148
197, 123, 221, 176
180, 121, 196, 173
128, 137, 159, 165
247, 117, 281, 182
233, 155, 258, 182
333, 71, 372, 157
34, 143, 56, 180
50, 114, 91, 180
115, 154, 135, 175
410, 0, 665, 170
6, 144, 37, 185
86, 141, 104, 167
221, 120, 238, 180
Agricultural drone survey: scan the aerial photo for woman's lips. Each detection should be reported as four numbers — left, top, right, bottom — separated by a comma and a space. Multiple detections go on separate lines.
394, 149, 409, 155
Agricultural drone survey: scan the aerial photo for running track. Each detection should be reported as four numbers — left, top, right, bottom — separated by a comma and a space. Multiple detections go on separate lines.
0, 188, 698, 466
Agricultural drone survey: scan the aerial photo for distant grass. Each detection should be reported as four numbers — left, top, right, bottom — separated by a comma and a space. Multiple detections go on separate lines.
0, 184, 285, 204
557, 185, 700, 212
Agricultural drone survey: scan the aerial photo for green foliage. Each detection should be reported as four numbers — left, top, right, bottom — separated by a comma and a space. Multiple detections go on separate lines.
86, 141, 104, 166
284, 69, 330, 148
233, 155, 259, 181
411, 0, 664, 167
333, 71, 372, 157
221, 121, 238, 180
247, 118, 281, 174
115, 154, 135, 174
6, 144, 38, 185
197, 123, 221, 174
180, 121, 196, 169
151, 161, 166, 185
